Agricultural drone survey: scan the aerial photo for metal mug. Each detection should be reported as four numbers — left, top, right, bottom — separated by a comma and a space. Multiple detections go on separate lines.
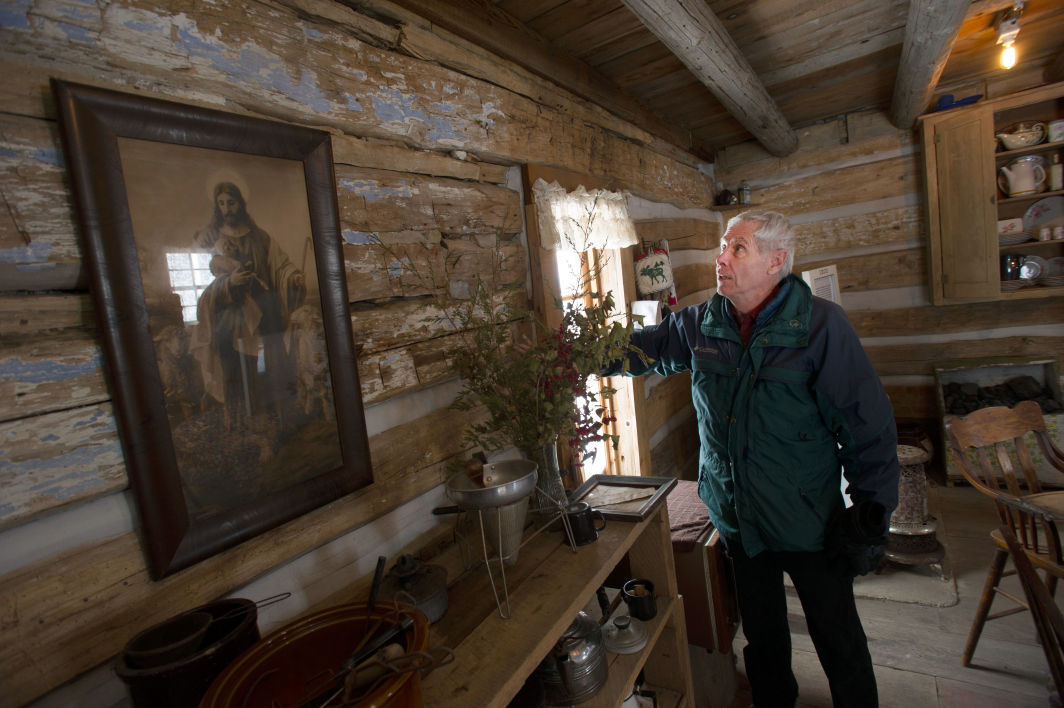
564, 501, 606, 546
1001, 253, 1023, 280
622, 578, 657, 621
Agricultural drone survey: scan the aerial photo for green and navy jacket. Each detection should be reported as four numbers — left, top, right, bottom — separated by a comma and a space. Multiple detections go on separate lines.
614, 274, 899, 557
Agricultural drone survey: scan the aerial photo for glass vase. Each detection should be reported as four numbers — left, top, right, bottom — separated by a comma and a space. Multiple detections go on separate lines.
527, 441, 567, 509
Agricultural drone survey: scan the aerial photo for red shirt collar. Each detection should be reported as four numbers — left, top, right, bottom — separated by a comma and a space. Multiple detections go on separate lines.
732, 283, 782, 344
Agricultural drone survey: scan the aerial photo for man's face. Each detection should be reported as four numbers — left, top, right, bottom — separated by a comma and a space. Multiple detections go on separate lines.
716, 219, 784, 312
216, 192, 245, 227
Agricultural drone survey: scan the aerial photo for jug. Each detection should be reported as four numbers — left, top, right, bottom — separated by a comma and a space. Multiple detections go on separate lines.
532, 611, 608, 704
998, 155, 1046, 196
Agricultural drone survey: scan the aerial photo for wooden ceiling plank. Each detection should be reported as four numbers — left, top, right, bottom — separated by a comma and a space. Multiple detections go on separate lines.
524, 0, 621, 36
554, 7, 644, 58
889, 0, 971, 129
760, 28, 906, 88
494, 0, 568, 24
621, 0, 798, 156
582, 29, 661, 68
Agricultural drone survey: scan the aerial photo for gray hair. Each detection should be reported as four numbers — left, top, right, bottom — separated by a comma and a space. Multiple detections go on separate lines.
726, 210, 796, 278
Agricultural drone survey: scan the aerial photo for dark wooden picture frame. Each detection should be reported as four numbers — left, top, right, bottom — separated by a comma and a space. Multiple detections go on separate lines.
570, 474, 677, 521
53, 80, 373, 579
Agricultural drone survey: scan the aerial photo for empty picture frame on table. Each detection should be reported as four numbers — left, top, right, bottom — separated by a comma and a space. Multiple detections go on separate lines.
53, 80, 373, 579
570, 475, 677, 521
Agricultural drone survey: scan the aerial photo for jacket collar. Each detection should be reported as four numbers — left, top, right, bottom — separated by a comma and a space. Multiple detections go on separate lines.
701, 274, 811, 345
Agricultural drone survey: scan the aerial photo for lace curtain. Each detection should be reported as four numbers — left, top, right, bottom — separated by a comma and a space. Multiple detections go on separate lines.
531, 178, 639, 251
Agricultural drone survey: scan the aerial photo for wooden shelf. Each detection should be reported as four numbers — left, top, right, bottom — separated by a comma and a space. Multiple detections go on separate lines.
998, 188, 1064, 206
421, 503, 693, 707
994, 141, 1064, 162
709, 203, 758, 211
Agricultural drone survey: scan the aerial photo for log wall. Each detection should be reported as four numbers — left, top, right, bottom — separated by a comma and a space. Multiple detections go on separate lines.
0, 1, 715, 704
715, 110, 1064, 448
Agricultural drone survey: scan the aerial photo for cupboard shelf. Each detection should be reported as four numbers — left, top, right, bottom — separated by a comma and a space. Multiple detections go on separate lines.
420, 501, 694, 708
998, 188, 1064, 206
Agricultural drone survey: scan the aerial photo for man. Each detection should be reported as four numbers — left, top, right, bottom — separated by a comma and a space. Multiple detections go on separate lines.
609, 211, 899, 707
192, 181, 306, 430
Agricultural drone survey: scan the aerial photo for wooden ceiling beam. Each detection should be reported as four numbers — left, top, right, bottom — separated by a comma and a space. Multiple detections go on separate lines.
620, 0, 798, 157
889, 0, 972, 129
380, 0, 698, 156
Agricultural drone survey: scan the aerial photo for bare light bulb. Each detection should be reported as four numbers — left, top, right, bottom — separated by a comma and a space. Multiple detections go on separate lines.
1001, 42, 1017, 69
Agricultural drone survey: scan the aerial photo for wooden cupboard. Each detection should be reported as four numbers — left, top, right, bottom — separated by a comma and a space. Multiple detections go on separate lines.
920, 82, 1064, 305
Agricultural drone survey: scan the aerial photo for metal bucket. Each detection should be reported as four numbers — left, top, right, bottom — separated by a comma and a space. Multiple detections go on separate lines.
115, 598, 260, 708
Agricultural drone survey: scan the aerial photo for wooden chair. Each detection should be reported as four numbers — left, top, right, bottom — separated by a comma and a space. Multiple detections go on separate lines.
946, 400, 1064, 666
993, 493, 1064, 700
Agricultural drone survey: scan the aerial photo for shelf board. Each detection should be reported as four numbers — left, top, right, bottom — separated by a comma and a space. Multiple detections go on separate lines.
998, 188, 1064, 206
999, 238, 1064, 251
421, 504, 690, 708
999, 283, 1064, 299
709, 203, 758, 211
995, 141, 1064, 161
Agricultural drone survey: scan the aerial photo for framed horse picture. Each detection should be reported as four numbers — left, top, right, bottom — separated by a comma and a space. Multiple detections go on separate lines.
53, 80, 373, 579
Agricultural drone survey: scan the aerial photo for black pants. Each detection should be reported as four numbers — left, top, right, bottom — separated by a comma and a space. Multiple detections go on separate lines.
727, 540, 878, 708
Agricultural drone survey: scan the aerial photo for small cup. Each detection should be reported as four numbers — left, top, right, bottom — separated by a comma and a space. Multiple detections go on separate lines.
564, 501, 606, 546
1049, 119, 1064, 143
1040, 226, 1053, 242
622, 578, 656, 621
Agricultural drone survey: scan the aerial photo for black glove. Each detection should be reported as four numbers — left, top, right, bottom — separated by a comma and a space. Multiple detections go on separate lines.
827, 501, 888, 578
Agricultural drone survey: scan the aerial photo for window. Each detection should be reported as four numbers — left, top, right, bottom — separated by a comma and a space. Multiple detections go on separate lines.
166, 250, 215, 324
555, 247, 617, 477
526, 169, 643, 482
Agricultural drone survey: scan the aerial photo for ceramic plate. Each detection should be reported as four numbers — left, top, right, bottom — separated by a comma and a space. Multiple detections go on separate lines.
998, 231, 1033, 246
1023, 196, 1064, 230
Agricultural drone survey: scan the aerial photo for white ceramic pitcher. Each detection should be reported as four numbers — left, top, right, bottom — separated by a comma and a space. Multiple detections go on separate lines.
999, 157, 1047, 196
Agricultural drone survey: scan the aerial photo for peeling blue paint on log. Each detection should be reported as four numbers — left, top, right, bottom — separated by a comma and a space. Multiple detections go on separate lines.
0, 355, 101, 383
426, 117, 465, 144
0, 405, 126, 527
31, 146, 62, 165
338, 178, 413, 202
369, 89, 472, 145
371, 88, 429, 123
343, 230, 376, 244
174, 25, 332, 114
0, 242, 54, 264
0, 1, 32, 30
